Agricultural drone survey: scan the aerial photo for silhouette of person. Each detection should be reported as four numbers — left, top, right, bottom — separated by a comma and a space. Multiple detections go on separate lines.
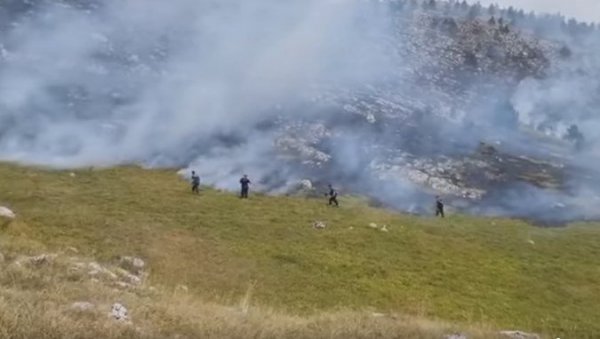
240, 174, 251, 198
327, 184, 339, 207
435, 196, 445, 218
191, 171, 200, 194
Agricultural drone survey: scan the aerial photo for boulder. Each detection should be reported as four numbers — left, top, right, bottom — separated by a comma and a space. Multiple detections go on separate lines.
445, 334, 468, 339
88, 262, 103, 271
87, 262, 104, 277
313, 221, 326, 229
0, 206, 15, 220
29, 254, 57, 266
499, 331, 540, 339
110, 303, 129, 321
119, 256, 145, 275
122, 272, 142, 285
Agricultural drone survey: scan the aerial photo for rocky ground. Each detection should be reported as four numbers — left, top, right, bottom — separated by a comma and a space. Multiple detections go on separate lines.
262, 9, 577, 219
0, 0, 596, 222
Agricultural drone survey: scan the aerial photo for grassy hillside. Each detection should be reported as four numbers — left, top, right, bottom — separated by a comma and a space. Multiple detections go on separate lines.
1, 163, 599, 338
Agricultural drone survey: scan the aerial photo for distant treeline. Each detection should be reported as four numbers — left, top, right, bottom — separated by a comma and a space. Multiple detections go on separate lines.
383, 0, 598, 41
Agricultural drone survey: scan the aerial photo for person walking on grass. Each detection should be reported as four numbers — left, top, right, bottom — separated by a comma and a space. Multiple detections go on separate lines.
327, 184, 339, 207
435, 195, 445, 218
191, 171, 200, 194
240, 174, 251, 199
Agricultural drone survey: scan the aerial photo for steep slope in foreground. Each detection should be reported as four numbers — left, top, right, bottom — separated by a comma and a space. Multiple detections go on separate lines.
0, 163, 599, 338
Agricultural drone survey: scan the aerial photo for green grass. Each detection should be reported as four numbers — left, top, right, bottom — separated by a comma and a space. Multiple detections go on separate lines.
1, 163, 600, 338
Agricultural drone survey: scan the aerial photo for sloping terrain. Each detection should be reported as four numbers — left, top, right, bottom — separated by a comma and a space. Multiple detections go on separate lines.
0, 244, 501, 339
1, 163, 600, 338
0, 0, 599, 223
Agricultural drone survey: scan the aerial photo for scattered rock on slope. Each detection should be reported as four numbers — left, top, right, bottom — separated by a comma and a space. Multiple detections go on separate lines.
445, 333, 468, 339
0, 206, 15, 220
119, 256, 145, 275
86, 261, 118, 280
15, 254, 58, 267
313, 221, 326, 229
31, 254, 57, 266
499, 330, 540, 339
110, 303, 129, 321
116, 269, 142, 286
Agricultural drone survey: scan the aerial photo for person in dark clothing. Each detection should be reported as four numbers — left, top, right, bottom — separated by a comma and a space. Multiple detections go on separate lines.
191, 171, 200, 194
327, 184, 339, 207
240, 174, 251, 199
435, 196, 445, 218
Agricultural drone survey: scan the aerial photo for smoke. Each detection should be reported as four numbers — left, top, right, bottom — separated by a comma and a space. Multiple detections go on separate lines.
0, 0, 391, 166
478, 0, 600, 23
511, 36, 600, 165
0, 0, 600, 224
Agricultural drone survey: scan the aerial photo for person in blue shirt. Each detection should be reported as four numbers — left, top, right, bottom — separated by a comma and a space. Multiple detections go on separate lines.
240, 174, 251, 199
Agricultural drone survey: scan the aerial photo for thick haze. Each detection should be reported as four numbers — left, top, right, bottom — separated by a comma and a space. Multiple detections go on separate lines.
0, 0, 390, 166
1, 0, 600, 222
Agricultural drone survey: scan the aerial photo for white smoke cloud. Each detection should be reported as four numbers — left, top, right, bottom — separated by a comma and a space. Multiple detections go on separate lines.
0, 0, 391, 168
1, 0, 599, 222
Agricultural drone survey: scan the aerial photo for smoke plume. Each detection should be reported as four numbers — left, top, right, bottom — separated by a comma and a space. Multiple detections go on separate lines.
0, 0, 599, 224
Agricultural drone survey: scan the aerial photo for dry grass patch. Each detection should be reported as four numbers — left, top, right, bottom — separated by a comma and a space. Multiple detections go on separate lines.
0, 248, 500, 339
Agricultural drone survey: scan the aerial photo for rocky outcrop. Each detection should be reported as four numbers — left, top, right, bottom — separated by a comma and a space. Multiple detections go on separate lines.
0, 0, 585, 222
65, 256, 147, 289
